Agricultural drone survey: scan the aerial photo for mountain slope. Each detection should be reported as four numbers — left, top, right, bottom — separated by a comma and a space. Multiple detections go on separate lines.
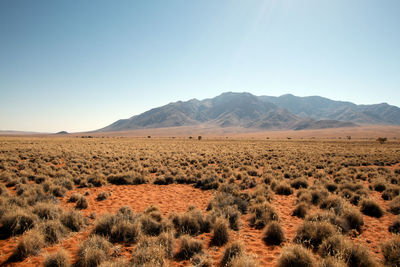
98, 92, 367, 132
260, 94, 400, 125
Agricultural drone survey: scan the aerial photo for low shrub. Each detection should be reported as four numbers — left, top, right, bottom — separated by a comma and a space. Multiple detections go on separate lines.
131, 238, 168, 266
40, 220, 68, 244
249, 203, 279, 229
44, 249, 70, 267
211, 218, 229, 246
10, 229, 44, 261
274, 183, 293, 195
292, 203, 308, 218
340, 206, 364, 233
290, 178, 309, 189
96, 191, 110, 201
389, 196, 400, 214
33, 202, 62, 220
294, 221, 336, 249
60, 210, 85, 232
176, 235, 203, 260
388, 216, 400, 234
360, 199, 383, 218
0, 209, 36, 236
220, 241, 244, 267
263, 221, 285, 245
277, 245, 314, 267
382, 237, 400, 267
76, 196, 88, 210
76, 235, 112, 267
230, 255, 259, 267
110, 220, 140, 244
67, 193, 82, 203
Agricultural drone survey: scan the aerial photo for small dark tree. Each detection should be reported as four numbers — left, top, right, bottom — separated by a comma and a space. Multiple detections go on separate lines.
198, 136, 202, 141
377, 137, 387, 144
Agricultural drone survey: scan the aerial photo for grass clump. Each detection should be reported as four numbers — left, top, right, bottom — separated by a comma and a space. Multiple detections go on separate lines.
292, 203, 308, 218
277, 245, 314, 267
249, 203, 279, 229
44, 249, 70, 267
96, 191, 110, 201
389, 196, 400, 214
220, 241, 244, 267
40, 220, 68, 244
75, 195, 88, 210
0, 209, 36, 236
294, 221, 336, 249
176, 235, 203, 260
61, 210, 86, 232
360, 199, 383, 218
211, 218, 229, 246
33, 202, 62, 220
382, 237, 400, 267
76, 235, 112, 267
274, 183, 293, 195
263, 221, 285, 245
10, 229, 44, 261
388, 216, 400, 234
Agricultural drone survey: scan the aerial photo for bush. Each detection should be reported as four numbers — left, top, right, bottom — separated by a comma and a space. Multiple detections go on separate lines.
291, 178, 309, 189
389, 196, 400, 214
388, 216, 400, 234
61, 210, 85, 231
76, 235, 112, 267
319, 234, 350, 258
44, 249, 71, 267
96, 191, 110, 201
220, 241, 244, 267
0, 209, 36, 236
131, 238, 168, 266
140, 215, 163, 236
263, 221, 285, 245
277, 245, 314, 267
319, 257, 346, 267
68, 193, 82, 203
40, 220, 68, 244
340, 206, 364, 233
382, 237, 400, 267
249, 203, 279, 229
372, 180, 386, 192
176, 235, 203, 260
76, 196, 88, 210
33, 202, 62, 220
230, 255, 259, 267
211, 219, 229, 246
10, 229, 44, 261
93, 213, 115, 237
274, 183, 293, 195
110, 220, 140, 243
292, 203, 308, 218
320, 196, 344, 215
360, 199, 383, 218
294, 221, 336, 249
346, 243, 376, 267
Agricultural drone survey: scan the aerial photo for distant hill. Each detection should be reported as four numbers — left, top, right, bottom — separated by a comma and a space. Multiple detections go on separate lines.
98, 92, 400, 132
260, 94, 400, 125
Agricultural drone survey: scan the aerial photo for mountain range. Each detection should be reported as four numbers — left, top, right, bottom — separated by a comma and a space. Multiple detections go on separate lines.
98, 92, 400, 132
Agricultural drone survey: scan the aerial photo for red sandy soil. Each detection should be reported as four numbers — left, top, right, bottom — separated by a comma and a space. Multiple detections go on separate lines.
60, 184, 213, 217
0, 184, 213, 267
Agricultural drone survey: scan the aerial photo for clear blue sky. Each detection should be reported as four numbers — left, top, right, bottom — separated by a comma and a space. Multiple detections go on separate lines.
1, 0, 399, 132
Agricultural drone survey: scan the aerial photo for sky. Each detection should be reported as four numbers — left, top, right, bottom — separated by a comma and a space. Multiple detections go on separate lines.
1, 0, 399, 132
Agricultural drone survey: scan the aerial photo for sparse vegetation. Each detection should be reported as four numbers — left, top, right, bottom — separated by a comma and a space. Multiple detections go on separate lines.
0, 137, 399, 266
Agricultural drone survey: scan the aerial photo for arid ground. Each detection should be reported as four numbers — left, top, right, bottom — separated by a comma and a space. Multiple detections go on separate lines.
0, 137, 399, 266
